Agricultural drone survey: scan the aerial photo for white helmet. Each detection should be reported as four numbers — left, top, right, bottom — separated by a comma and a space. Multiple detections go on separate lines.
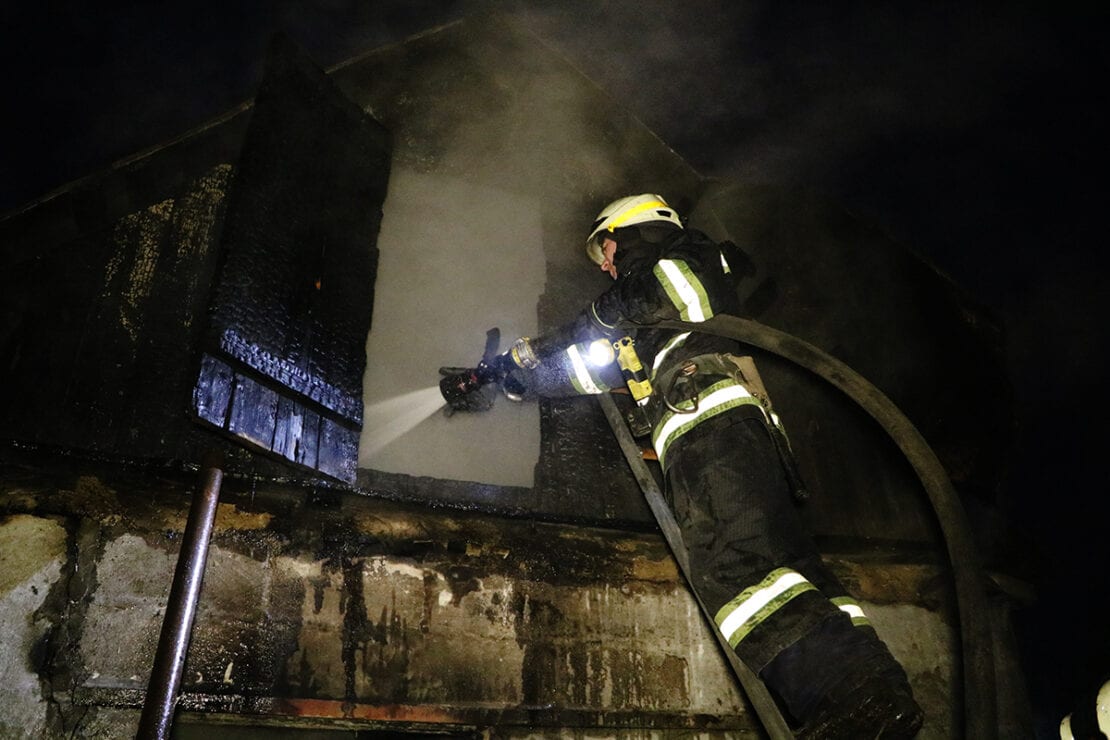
584, 194, 683, 265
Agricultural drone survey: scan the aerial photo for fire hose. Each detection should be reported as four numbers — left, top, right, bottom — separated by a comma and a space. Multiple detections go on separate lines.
625, 315, 997, 740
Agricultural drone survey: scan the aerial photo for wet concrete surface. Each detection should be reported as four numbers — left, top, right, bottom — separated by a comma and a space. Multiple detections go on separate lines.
0, 514, 67, 738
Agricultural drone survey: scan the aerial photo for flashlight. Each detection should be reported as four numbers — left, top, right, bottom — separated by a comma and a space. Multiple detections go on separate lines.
586, 338, 616, 367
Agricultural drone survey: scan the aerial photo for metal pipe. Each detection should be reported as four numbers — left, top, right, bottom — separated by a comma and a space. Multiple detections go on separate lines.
137, 463, 223, 739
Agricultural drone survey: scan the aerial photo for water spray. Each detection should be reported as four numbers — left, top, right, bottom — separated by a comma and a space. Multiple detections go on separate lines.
362, 328, 514, 461
361, 385, 447, 458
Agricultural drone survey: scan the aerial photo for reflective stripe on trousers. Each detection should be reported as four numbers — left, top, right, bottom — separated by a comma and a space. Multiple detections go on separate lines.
831, 596, 872, 627
716, 568, 816, 648
716, 569, 875, 651
652, 379, 764, 467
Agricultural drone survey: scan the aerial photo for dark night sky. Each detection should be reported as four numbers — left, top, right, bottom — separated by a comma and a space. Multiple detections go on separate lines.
3, 1, 1108, 734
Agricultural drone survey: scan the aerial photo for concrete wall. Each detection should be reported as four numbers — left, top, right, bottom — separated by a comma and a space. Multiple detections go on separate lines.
0, 456, 959, 737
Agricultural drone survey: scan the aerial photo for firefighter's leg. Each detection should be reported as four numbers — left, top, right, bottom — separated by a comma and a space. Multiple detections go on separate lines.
665, 412, 922, 736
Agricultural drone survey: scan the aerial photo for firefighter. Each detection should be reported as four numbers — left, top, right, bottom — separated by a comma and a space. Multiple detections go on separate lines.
1059, 676, 1109, 739
447, 194, 924, 738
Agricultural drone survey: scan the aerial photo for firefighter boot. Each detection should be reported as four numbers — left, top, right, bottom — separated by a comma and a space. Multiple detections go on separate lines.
761, 614, 924, 739
797, 675, 924, 739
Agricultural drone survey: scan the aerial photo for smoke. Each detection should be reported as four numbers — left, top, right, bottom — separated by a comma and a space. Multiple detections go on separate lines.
512, 1, 1037, 190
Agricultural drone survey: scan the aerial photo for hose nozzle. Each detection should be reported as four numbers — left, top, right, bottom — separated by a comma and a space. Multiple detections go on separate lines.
438, 328, 506, 413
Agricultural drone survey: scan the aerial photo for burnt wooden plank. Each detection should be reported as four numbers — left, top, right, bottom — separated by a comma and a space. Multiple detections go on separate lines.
227, 374, 280, 451
316, 416, 358, 484
272, 396, 320, 469
193, 354, 234, 428
193, 33, 390, 482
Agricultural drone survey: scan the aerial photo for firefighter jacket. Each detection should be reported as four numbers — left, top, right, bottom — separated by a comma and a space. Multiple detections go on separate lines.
519, 225, 764, 468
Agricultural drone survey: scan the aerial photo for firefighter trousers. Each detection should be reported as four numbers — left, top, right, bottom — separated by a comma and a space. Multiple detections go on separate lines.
664, 408, 914, 725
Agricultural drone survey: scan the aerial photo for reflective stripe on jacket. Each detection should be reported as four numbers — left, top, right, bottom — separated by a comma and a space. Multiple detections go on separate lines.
519, 227, 743, 402
653, 259, 714, 322
563, 342, 612, 395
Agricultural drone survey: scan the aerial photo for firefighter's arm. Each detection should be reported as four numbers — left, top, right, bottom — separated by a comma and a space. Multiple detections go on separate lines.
501, 315, 622, 399
501, 265, 664, 398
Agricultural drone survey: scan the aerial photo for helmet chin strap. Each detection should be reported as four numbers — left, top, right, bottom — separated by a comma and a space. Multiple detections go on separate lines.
610, 226, 665, 274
